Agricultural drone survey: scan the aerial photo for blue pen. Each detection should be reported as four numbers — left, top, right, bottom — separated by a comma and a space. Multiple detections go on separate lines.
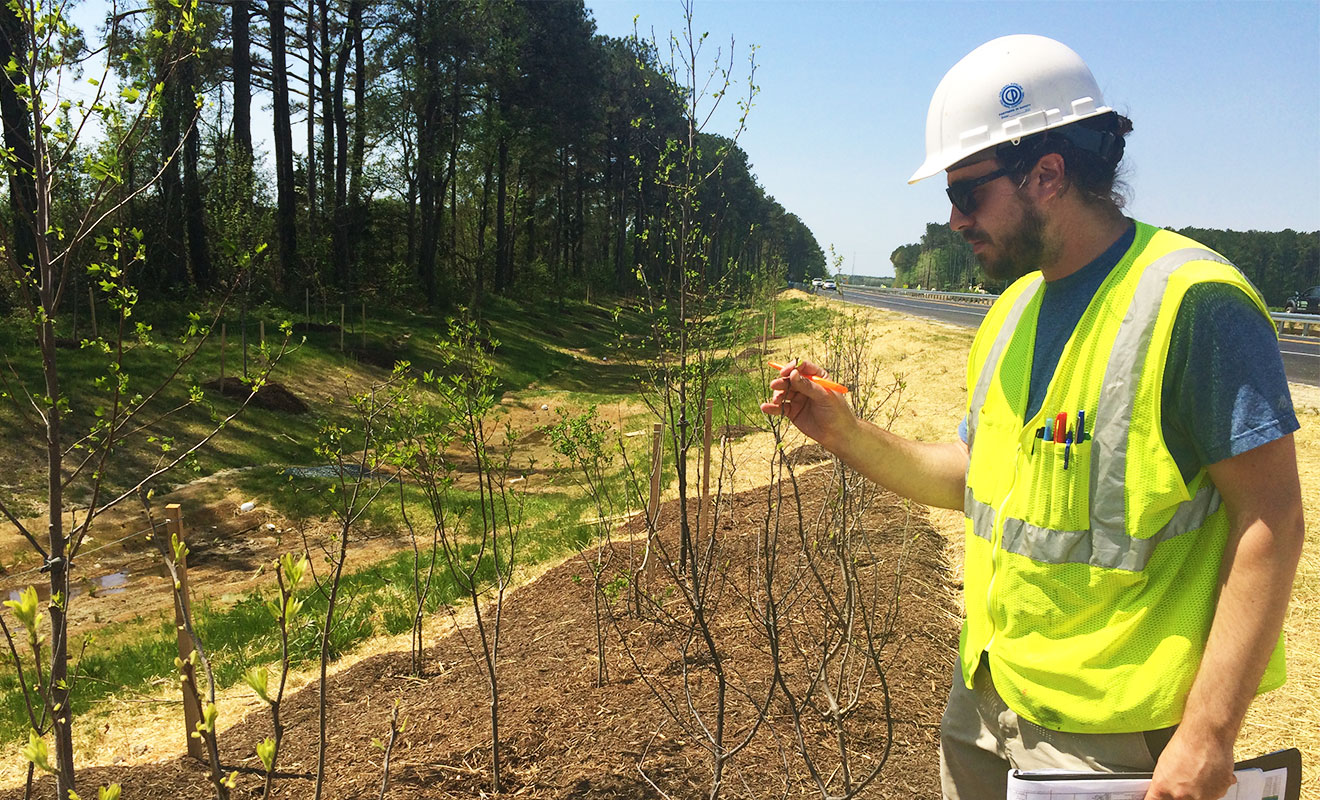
1076, 410, 1086, 444
1063, 430, 1073, 469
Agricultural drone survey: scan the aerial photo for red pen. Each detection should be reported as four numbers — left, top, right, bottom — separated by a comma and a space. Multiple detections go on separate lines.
1053, 412, 1068, 444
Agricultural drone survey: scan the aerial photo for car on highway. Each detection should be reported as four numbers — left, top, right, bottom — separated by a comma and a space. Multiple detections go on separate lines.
822, 280, 837, 291
811, 278, 824, 288
1284, 286, 1320, 314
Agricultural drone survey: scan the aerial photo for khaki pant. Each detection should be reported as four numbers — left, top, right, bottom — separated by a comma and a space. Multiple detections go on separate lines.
940, 659, 1176, 800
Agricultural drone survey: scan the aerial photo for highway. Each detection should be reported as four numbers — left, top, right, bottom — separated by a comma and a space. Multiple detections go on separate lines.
832, 289, 1320, 388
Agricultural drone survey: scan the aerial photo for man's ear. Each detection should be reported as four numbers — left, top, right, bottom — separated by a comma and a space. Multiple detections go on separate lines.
1027, 152, 1067, 203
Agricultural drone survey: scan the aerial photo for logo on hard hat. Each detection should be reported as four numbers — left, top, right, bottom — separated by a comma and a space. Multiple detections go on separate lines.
999, 83, 1025, 109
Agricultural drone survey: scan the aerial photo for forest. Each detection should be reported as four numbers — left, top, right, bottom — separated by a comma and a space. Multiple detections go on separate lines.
0, 0, 827, 318
889, 222, 1320, 305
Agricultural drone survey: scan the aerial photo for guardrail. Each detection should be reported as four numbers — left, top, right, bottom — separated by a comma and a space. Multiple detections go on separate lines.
828, 284, 1320, 337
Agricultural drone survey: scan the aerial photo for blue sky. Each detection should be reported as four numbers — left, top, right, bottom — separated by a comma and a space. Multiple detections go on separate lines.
586, 1, 1320, 276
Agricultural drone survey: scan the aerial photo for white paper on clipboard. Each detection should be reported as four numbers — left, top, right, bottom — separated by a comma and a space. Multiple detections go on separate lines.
1006, 766, 1285, 800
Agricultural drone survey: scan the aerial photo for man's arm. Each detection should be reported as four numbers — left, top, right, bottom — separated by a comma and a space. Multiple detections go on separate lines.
1145, 433, 1305, 800
760, 361, 968, 510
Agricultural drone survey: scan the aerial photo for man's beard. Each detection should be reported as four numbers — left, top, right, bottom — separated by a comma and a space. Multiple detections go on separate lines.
967, 197, 1047, 282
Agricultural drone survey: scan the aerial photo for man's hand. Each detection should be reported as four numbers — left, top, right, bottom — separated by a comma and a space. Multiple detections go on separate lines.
760, 358, 969, 510
1143, 727, 1235, 800
759, 360, 856, 449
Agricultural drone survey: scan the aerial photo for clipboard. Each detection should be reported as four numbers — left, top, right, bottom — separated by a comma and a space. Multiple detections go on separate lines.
1234, 749, 1301, 800
1008, 748, 1301, 800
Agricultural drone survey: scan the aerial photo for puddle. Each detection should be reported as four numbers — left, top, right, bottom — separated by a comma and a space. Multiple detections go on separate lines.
90, 571, 129, 596
7, 570, 132, 602
283, 464, 378, 479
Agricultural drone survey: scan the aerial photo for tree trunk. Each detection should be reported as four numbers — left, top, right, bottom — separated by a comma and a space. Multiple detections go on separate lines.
331, 8, 350, 288
181, 57, 211, 289
348, 0, 365, 205
348, 0, 366, 276
0, 0, 36, 298
573, 143, 585, 278
268, 0, 298, 290
494, 133, 509, 292
43, 320, 74, 798
475, 146, 493, 305
156, 3, 186, 288
319, 0, 334, 234
614, 172, 627, 292
446, 60, 462, 308
414, 6, 441, 304
232, 0, 252, 160
305, 0, 317, 225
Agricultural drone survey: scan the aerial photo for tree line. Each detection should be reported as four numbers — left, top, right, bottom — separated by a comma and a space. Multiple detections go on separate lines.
0, 0, 825, 316
889, 222, 1319, 306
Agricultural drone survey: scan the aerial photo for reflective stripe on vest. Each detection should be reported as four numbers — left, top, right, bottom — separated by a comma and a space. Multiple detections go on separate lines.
966, 276, 1042, 455
965, 481, 1219, 569
967, 247, 1228, 571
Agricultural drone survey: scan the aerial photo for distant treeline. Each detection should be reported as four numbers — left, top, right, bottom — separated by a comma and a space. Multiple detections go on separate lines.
1173, 227, 1319, 308
890, 223, 1319, 306
0, 0, 825, 314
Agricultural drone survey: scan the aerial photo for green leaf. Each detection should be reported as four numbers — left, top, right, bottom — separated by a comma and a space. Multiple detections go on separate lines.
119, 86, 139, 103
21, 730, 56, 775
243, 667, 270, 703
3, 585, 40, 632
256, 737, 276, 771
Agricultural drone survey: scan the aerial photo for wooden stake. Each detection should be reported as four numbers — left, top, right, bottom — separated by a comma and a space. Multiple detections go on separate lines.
361, 302, 367, 349
649, 422, 663, 526
699, 398, 714, 543
165, 504, 205, 761
219, 324, 226, 384
761, 315, 768, 355
340, 303, 345, 351
88, 286, 98, 339
771, 307, 777, 338
644, 422, 663, 587
305, 288, 310, 322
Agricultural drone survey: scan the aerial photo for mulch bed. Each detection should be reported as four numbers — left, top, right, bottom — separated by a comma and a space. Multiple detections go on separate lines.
11, 468, 957, 799
204, 377, 310, 414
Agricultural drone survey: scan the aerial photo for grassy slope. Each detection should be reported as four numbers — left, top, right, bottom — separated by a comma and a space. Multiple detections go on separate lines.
0, 290, 835, 748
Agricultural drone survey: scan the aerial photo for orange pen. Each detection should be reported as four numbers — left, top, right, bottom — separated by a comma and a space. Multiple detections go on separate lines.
768, 361, 849, 394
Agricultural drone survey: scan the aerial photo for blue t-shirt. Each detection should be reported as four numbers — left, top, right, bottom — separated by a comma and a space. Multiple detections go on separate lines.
959, 222, 1298, 482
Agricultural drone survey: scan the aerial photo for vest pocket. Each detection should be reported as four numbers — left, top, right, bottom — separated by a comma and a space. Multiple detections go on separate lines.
1027, 438, 1092, 533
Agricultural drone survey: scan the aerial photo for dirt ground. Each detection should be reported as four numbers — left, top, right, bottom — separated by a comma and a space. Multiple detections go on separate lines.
3, 466, 958, 800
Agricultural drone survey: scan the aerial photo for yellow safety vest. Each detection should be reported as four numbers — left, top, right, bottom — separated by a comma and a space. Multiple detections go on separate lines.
962, 221, 1286, 733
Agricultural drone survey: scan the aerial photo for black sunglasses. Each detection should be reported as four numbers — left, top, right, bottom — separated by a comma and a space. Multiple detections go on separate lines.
946, 168, 1009, 216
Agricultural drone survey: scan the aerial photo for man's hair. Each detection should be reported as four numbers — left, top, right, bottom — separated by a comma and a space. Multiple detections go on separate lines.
996, 112, 1134, 209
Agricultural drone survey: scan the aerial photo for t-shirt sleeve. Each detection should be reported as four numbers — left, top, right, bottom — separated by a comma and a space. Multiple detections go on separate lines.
1162, 282, 1299, 480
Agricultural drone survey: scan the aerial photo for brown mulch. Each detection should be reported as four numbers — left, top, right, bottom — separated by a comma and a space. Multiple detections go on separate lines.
204, 377, 310, 414
290, 322, 341, 334
12, 468, 957, 799
717, 424, 763, 440
349, 341, 408, 370
785, 443, 833, 467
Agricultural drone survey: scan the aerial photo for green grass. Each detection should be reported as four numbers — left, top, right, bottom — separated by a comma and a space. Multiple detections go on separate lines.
0, 483, 613, 744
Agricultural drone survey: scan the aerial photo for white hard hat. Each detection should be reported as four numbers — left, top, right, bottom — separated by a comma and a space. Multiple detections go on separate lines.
909, 34, 1112, 184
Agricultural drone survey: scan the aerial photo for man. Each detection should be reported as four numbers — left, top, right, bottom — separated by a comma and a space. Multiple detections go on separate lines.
762, 35, 1303, 800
